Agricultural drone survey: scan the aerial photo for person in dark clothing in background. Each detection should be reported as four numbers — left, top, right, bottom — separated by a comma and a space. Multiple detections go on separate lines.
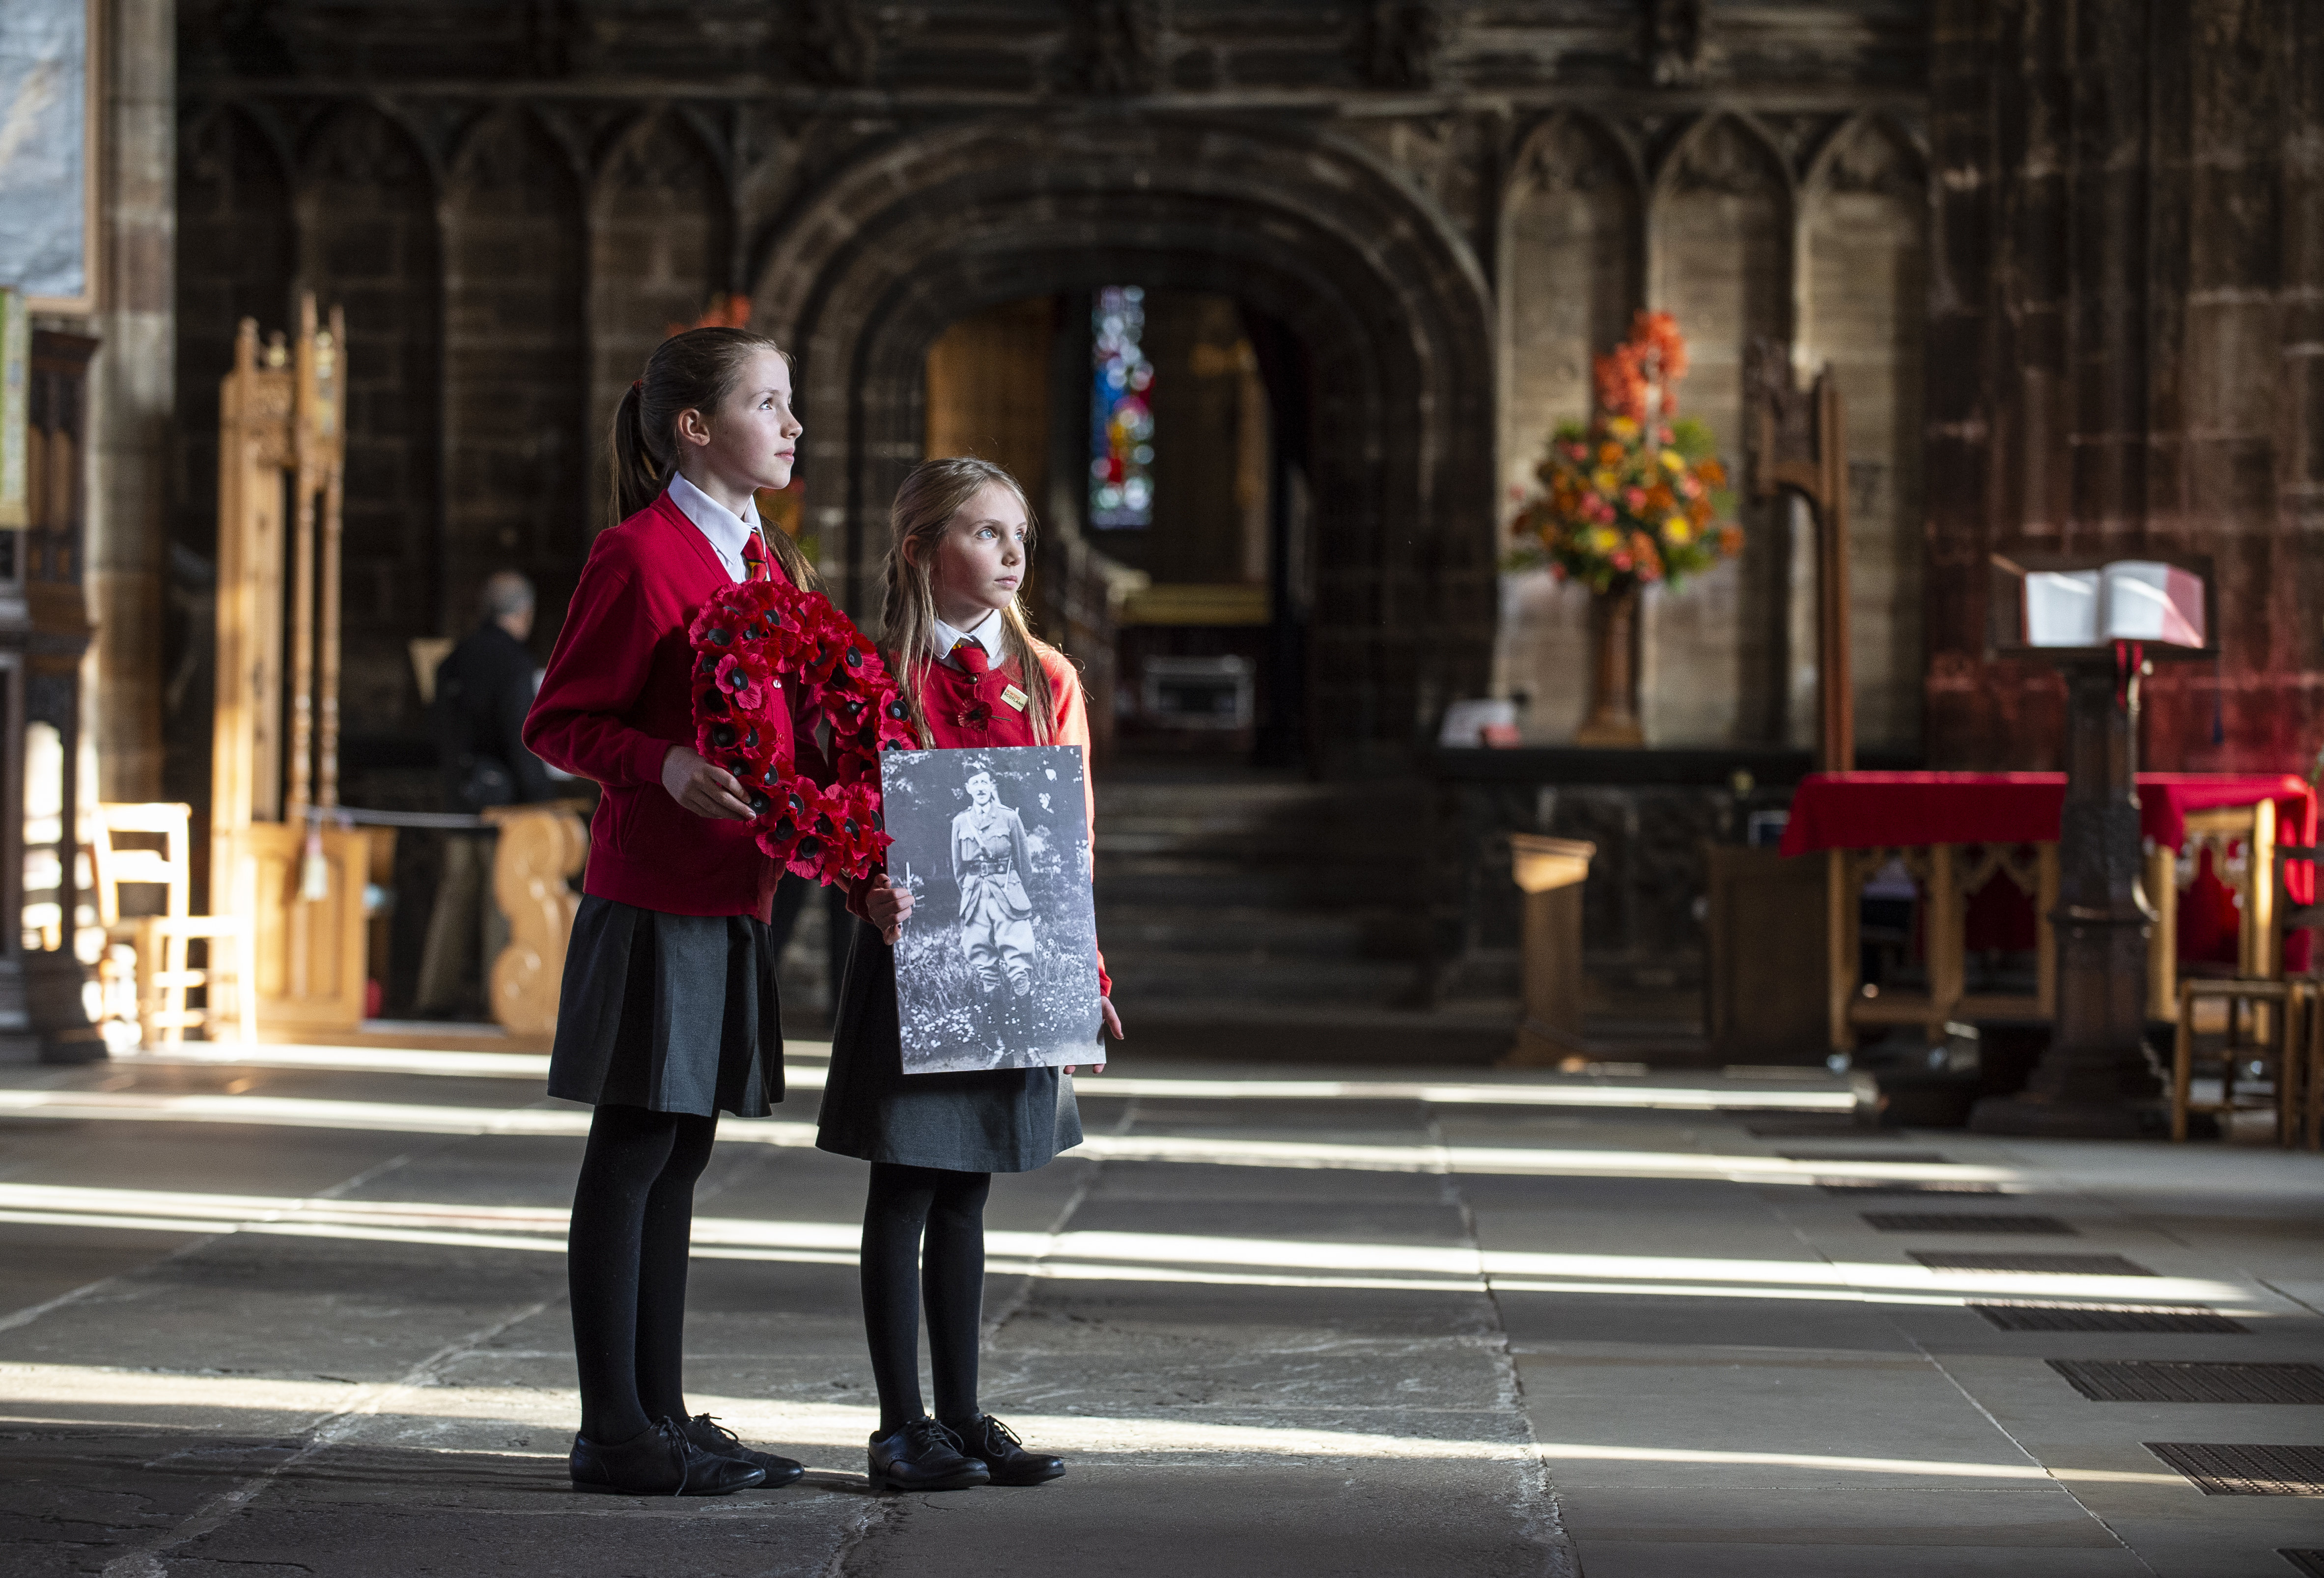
416, 571, 557, 1015
436, 571, 556, 812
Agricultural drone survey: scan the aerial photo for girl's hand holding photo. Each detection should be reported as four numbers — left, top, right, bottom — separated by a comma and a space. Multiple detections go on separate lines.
661, 744, 755, 820
864, 873, 915, 945
1065, 995, 1123, 1077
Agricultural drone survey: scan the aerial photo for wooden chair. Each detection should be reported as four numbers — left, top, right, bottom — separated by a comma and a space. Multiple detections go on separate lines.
2284, 844, 2324, 1151
2170, 843, 2324, 1145
89, 803, 257, 1048
2172, 978, 2307, 1143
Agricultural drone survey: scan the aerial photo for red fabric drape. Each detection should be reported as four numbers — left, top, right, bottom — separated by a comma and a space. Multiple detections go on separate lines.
1781, 771, 2317, 969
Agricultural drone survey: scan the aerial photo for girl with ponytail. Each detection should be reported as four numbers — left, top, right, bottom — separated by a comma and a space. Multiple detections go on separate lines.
815, 457, 1124, 1495
523, 328, 909, 1496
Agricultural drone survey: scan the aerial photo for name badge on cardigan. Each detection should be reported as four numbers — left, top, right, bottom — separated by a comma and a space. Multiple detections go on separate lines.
1000, 685, 1030, 712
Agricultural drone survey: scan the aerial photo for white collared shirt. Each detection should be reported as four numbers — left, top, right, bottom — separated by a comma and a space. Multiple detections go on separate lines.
667, 472, 762, 584
932, 611, 1006, 670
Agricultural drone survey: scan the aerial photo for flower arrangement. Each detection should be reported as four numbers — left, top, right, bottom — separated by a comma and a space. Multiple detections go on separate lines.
1508, 311, 1741, 595
688, 578, 920, 885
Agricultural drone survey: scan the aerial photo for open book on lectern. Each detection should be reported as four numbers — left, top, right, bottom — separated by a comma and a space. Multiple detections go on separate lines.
2021, 560, 2206, 649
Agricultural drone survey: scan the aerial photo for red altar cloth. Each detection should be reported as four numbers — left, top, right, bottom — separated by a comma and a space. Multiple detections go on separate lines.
1781, 772, 2317, 861
1779, 771, 2318, 947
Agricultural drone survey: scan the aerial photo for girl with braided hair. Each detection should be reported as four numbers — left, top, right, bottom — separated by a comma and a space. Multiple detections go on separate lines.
816, 457, 1124, 1493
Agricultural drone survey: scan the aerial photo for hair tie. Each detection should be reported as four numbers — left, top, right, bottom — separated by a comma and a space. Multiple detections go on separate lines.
631, 378, 644, 393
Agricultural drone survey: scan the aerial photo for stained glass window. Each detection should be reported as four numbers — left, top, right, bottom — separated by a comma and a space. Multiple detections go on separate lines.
1090, 286, 1153, 528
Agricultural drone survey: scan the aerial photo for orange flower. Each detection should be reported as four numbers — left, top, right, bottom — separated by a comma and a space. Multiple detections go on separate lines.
1698, 458, 1727, 488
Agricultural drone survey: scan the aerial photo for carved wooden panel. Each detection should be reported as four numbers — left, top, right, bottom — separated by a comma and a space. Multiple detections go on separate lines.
483, 804, 587, 1037
228, 821, 371, 1031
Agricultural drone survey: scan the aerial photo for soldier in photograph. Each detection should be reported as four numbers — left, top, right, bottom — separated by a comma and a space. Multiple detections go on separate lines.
951, 768, 1036, 1034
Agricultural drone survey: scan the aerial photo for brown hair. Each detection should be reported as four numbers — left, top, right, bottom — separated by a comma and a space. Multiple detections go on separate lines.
607, 326, 819, 591
879, 457, 1057, 746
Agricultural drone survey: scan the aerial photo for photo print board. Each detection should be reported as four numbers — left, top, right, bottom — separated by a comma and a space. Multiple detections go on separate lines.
880, 745, 1102, 1075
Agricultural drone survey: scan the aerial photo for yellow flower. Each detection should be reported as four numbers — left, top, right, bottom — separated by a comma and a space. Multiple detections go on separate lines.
1590, 526, 1620, 553
1664, 516, 1692, 544
1659, 450, 1684, 473
1592, 469, 1619, 493
1607, 417, 1638, 441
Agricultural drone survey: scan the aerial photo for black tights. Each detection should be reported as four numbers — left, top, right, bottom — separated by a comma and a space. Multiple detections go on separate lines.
568, 1104, 719, 1444
860, 1162, 992, 1434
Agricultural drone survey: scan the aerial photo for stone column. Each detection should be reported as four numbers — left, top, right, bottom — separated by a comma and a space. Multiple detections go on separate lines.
86, 0, 173, 802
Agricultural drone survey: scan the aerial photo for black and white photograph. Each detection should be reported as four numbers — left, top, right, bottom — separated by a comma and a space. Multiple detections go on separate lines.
879, 745, 1102, 1074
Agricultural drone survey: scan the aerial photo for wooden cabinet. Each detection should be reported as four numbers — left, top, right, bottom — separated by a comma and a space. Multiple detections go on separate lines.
1704, 845, 1830, 1063
222, 823, 382, 1033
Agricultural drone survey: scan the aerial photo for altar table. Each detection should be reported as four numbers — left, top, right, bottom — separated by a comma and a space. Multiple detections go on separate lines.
1780, 772, 2316, 1051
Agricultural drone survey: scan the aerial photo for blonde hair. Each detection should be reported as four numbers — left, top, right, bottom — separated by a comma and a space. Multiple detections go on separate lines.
880, 457, 1057, 747
607, 327, 820, 592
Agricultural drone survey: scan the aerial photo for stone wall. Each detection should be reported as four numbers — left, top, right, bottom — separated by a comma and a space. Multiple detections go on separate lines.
1494, 110, 1931, 753
1923, 0, 2324, 774
164, 0, 1934, 796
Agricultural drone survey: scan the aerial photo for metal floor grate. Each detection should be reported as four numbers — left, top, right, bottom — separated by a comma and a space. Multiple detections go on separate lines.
1909, 1251, 2156, 1275
1820, 1180, 2002, 1195
1974, 1302, 2248, 1334
1862, 1212, 2075, 1234
2279, 1551, 2324, 1577
2054, 1361, 2324, 1404
1780, 1149, 1953, 1164
2146, 1443, 2324, 1495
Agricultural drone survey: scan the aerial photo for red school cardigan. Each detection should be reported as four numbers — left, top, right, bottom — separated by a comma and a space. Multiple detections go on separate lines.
523, 490, 819, 920
912, 645, 1112, 997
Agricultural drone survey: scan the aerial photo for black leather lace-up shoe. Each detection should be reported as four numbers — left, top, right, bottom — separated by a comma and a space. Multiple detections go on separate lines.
945, 1413, 1065, 1486
682, 1414, 806, 1487
570, 1416, 767, 1495
867, 1417, 992, 1493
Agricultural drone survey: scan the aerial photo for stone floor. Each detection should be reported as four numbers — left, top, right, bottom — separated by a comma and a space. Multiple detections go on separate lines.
1, 1043, 2320, 1576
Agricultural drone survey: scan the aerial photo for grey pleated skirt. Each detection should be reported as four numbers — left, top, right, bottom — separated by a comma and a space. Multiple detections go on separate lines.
816, 917, 1082, 1173
547, 894, 784, 1118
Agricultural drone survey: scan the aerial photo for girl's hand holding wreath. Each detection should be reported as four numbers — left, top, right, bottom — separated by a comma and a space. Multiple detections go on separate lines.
661, 744, 755, 820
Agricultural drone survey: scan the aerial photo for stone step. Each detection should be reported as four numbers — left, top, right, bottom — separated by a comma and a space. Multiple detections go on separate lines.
1095, 823, 1399, 864
1098, 866, 1397, 909
1097, 905, 1412, 958
1108, 952, 1428, 1005
1103, 1000, 1520, 1065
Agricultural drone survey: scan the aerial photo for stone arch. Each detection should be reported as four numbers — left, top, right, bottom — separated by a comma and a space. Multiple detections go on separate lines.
297, 103, 444, 739
1801, 112, 1929, 201
588, 110, 737, 519
1645, 112, 1796, 747
1496, 112, 1646, 743
1801, 113, 1931, 754
752, 117, 1498, 757
445, 110, 589, 645
1499, 113, 1644, 483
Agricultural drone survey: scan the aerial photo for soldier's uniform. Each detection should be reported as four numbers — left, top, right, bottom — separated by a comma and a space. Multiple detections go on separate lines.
952, 791, 1036, 1000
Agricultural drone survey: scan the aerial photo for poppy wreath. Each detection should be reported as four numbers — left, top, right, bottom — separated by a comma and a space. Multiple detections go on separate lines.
687, 577, 919, 885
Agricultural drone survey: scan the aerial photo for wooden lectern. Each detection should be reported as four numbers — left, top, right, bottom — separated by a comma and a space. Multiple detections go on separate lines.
211, 296, 382, 1032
